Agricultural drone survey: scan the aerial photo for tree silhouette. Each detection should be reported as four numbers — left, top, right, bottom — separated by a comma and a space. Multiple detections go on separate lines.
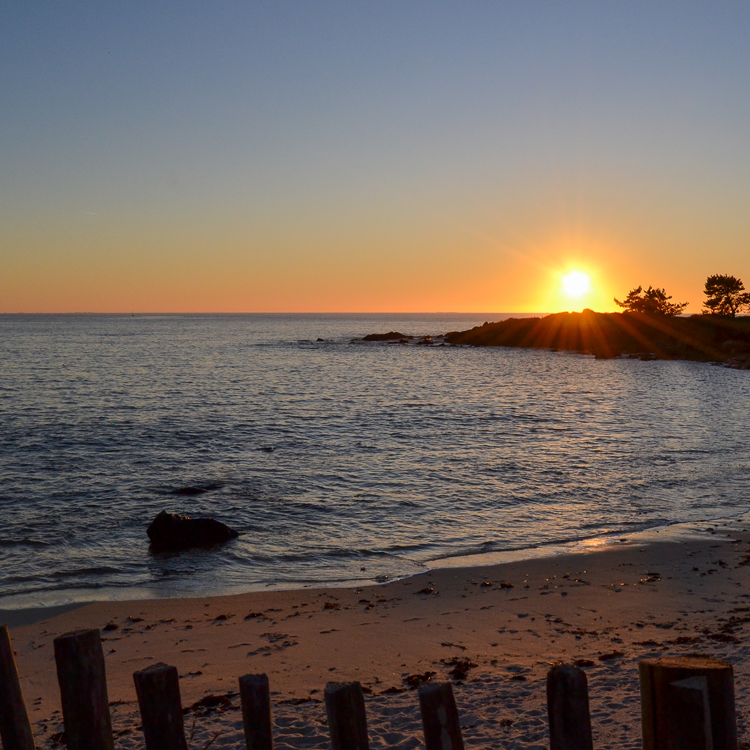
702, 274, 750, 317
614, 285, 688, 316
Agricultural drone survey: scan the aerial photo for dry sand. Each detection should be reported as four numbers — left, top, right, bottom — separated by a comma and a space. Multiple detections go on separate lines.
6, 516, 750, 749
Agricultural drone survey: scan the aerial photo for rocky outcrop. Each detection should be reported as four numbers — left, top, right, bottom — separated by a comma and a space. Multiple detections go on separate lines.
444, 311, 750, 363
362, 332, 412, 341
147, 510, 239, 551
363, 312, 750, 363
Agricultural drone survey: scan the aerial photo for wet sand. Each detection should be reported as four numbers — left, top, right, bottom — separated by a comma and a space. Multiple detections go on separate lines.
8, 516, 750, 749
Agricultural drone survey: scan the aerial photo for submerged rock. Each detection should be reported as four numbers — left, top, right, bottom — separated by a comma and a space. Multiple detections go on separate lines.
362, 331, 412, 341
147, 510, 239, 551
170, 483, 223, 496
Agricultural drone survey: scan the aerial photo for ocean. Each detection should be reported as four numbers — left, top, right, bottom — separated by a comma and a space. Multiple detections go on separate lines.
1, 313, 749, 609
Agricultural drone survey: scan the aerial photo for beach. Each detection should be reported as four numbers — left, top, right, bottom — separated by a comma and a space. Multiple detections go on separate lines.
7, 515, 750, 749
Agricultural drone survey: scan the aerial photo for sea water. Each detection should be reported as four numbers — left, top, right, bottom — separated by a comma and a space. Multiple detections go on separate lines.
1, 313, 749, 608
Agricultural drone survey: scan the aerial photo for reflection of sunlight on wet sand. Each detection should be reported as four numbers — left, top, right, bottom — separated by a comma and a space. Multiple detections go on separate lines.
427, 512, 744, 572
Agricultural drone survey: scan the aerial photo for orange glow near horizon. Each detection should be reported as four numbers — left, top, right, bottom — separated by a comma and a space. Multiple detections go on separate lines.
532, 255, 618, 314
0, 216, 739, 315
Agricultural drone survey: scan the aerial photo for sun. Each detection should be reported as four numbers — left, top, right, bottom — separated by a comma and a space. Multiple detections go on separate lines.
562, 271, 591, 298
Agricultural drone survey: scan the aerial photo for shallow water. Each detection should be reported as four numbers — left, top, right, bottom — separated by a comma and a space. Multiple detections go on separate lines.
1, 313, 749, 607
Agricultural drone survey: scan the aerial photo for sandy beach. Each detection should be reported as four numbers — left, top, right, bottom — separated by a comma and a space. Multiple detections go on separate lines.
6, 516, 750, 750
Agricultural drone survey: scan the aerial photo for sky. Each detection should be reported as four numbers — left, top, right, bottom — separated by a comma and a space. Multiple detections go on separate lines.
2, 2, 749, 313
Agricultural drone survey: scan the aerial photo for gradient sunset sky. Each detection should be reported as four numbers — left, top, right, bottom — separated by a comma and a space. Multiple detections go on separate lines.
2, 2, 749, 313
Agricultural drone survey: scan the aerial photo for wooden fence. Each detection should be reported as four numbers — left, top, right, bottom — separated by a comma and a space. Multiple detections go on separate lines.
0, 624, 738, 750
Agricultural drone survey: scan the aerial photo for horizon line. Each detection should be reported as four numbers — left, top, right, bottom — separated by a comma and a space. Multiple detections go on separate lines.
0, 310, 554, 316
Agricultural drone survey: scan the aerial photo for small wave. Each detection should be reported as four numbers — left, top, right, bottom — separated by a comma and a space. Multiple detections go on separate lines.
422, 531, 610, 563
3, 566, 125, 585
270, 547, 409, 564
576, 518, 668, 532
0, 538, 51, 548
47, 566, 123, 580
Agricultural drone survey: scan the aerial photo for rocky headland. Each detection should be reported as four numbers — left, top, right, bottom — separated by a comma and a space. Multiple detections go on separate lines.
364, 311, 750, 367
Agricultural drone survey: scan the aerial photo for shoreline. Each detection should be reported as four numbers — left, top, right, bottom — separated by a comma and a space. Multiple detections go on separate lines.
0, 511, 739, 618
8, 512, 750, 749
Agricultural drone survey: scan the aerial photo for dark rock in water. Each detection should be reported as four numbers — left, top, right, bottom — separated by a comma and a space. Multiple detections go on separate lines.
726, 355, 750, 370
362, 331, 413, 341
147, 510, 239, 551
593, 347, 620, 360
171, 483, 223, 496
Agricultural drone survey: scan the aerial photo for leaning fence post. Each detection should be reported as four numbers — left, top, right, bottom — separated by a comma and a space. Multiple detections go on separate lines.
239, 673, 274, 750
0, 625, 35, 750
324, 681, 369, 750
418, 681, 464, 750
53, 629, 113, 750
133, 663, 188, 750
547, 664, 593, 750
640, 656, 736, 750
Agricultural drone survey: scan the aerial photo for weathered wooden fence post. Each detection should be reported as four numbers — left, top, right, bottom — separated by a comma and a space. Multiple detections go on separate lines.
418, 681, 464, 750
324, 681, 369, 750
640, 656, 737, 750
133, 662, 188, 750
547, 664, 593, 750
53, 629, 113, 750
666, 676, 713, 750
239, 673, 274, 750
0, 625, 35, 750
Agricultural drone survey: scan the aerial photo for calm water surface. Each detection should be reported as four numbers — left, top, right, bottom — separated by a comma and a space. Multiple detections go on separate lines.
1, 314, 749, 608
